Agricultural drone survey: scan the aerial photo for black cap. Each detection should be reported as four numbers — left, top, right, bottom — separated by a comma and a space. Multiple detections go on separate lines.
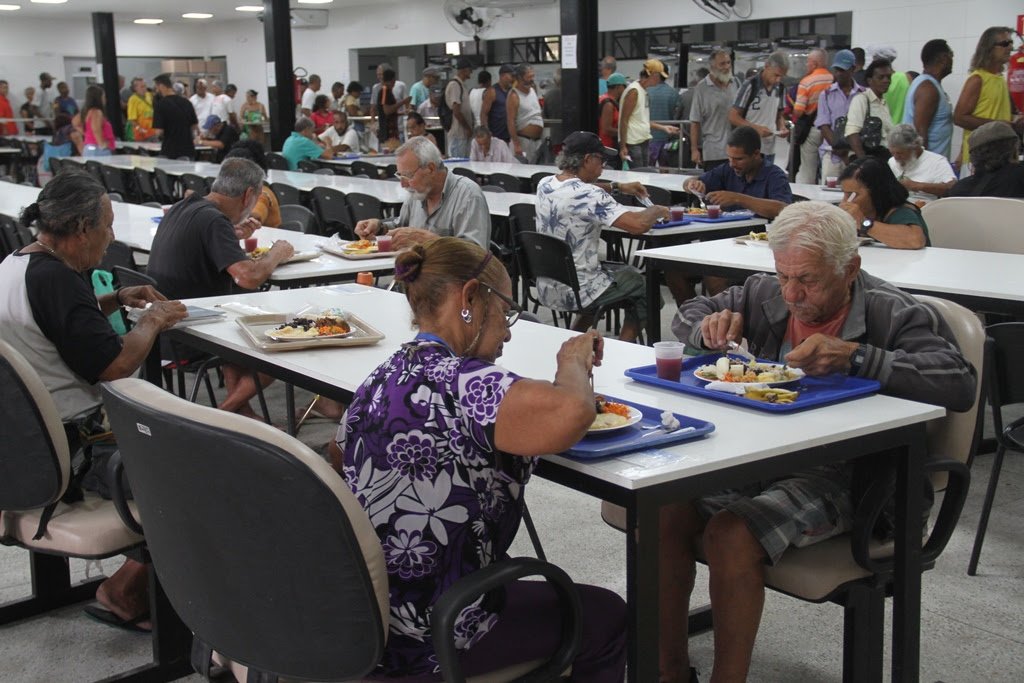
498, 63, 515, 75
562, 131, 618, 160
456, 56, 473, 70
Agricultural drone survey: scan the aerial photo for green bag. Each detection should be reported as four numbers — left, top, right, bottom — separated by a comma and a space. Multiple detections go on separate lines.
91, 269, 127, 335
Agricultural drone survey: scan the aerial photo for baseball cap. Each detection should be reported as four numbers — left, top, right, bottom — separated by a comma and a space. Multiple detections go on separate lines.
562, 131, 618, 160
204, 115, 221, 129
606, 72, 628, 86
456, 56, 473, 70
643, 58, 668, 78
831, 49, 856, 71
498, 63, 515, 75
969, 121, 1019, 152
868, 44, 898, 62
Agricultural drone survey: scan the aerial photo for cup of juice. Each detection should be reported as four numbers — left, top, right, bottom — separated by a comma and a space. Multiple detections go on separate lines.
376, 233, 393, 252
826, 176, 838, 188
243, 237, 258, 253
706, 204, 721, 219
670, 206, 686, 221
653, 341, 685, 381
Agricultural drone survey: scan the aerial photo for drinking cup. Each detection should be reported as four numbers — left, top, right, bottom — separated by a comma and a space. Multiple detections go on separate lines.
670, 206, 686, 221
653, 341, 685, 381
356, 272, 374, 286
826, 176, 838, 188
376, 234, 393, 252
243, 237, 258, 253
706, 204, 721, 219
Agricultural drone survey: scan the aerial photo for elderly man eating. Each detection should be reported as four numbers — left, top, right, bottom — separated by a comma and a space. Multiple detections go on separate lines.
886, 123, 956, 202
354, 136, 490, 250
656, 200, 976, 683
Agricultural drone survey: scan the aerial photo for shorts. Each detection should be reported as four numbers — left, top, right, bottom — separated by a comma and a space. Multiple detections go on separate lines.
697, 463, 854, 565
590, 265, 648, 327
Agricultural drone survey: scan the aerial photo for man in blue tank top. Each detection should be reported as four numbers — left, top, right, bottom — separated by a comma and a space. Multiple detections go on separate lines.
480, 63, 514, 142
904, 39, 955, 159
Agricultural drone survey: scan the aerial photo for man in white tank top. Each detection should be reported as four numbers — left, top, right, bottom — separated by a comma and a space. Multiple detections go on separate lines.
507, 63, 546, 164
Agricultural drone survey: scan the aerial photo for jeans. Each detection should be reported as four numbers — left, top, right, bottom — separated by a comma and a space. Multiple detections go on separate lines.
83, 146, 113, 157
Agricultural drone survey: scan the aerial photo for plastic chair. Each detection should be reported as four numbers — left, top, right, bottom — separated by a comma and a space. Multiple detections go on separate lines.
152, 167, 177, 203
480, 184, 506, 193
644, 185, 672, 207
310, 186, 355, 239
0, 214, 22, 256
451, 166, 477, 181
97, 240, 136, 273
487, 172, 525, 193
270, 182, 301, 207
107, 192, 124, 203
279, 204, 321, 234
347, 192, 383, 223
297, 159, 321, 173
132, 167, 159, 204
180, 173, 210, 197
0, 340, 192, 682
530, 171, 554, 191
100, 166, 133, 202
921, 197, 1024, 254
265, 152, 290, 171
508, 203, 537, 305
101, 377, 584, 683
314, 167, 335, 175
350, 160, 381, 179
968, 322, 1024, 575
601, 294, 985, 682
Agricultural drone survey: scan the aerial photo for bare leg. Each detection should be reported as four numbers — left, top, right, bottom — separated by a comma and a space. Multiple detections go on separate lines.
219, 364, 274, 418
659, 501, 705, 682
95, 559, 150, 627
701, 276, 732, 298
702, 511, 768, 683
571, 312, 596, 332
618, 318, 641, 343
664, 268, 699, 306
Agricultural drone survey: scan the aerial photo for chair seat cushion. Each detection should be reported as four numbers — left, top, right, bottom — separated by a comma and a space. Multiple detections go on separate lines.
1, 492, 143, 558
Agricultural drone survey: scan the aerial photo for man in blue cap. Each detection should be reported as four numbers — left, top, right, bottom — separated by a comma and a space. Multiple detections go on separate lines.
199, 115, 239, 163
815, 49, 867, 180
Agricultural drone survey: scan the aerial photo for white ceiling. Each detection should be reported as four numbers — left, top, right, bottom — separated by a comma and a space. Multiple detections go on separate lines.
0, 0, 404, 24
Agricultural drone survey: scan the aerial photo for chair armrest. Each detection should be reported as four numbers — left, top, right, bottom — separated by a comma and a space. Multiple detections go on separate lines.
108, 451, 144, 535
431, 557, 582, 683
921, 458, 969, 564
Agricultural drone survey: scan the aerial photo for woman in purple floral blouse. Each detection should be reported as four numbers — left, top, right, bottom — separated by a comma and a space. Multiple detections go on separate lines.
338, 237, 626, 681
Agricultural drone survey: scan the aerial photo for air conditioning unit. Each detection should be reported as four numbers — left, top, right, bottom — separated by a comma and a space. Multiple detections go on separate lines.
291, 9, 328, 29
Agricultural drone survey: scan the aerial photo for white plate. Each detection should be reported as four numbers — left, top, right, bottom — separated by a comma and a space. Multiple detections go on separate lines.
693, 363, 804, 387
587, 406, 643, 434
264, 315, 353, 342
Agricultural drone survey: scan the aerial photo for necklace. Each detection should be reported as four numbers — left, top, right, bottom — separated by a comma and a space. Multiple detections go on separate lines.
35, 239, 72, 268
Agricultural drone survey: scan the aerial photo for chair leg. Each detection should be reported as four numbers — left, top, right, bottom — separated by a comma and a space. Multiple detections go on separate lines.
0, 552, 104, 625
968, 444, 1007, 575
253, 373, 272, 424
842, 583, 884, 683
521, 501, 547, 562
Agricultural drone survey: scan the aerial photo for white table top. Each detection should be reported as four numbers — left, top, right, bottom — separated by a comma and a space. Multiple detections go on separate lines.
0, 147, 20, 155
175, 286, 943, 491
789, 183, 845, 203
446, 161, 693, 196
0, 180, 42, 222
636, 237, 1024, 306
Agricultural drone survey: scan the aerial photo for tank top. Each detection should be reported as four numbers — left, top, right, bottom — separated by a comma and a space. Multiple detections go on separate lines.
903, 74, 953, 159
962, 69, 1012, 164
513, 86, 543, 133
622, 81, 651, 145
84, 109, 115, 149
488, 84, 510, 142
598, 94, 619, 148
884, 71, 910, 123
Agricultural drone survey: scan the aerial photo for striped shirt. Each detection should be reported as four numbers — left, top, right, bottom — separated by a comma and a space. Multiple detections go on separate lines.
792, 67, 834, 118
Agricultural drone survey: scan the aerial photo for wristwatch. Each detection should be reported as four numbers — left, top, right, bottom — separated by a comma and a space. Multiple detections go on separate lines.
858, 218, 874, 237
610, 181, 619, 192
849, 343, 868, 375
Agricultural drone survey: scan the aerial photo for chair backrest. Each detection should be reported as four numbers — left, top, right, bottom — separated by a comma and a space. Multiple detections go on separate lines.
488, 172, 525, 193
383, 163, 397, 179
313, 168, 335, 175
0, 213, 26, 255
645, 185, 672, 207
0, 339, 70, 511
265, 152, 290, 171
113, 265, 157, 289
181, 173, 210, 196
450, 166, 477, 181
516, 231, 583, 310
107, 192, 124, 203
983, 322, 1024, 434
914, 296, 986, 468
101, 378, 389, 681
480, 184, 506, 193
83, 160, 104, 185
920, 197, 1024, 254
297, 159, 321, 173
100, 166, 129, 196
310, 186, 354, 238
152, 167, 177, 202
279, 204, 321, 234
350, 160, 380, 179
132, 168, 157, 203
346, 192, 383, 222
270, 182, 301, 207
98, 240, 136, 273
508, 202, 537, 236
530, 171, 553, 192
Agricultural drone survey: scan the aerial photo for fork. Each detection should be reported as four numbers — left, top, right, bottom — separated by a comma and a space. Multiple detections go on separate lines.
641, 425, 696, 439
726, 340, 757, 364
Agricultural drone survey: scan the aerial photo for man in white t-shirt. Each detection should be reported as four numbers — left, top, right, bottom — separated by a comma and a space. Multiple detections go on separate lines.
469, 70, 491, 127
886, 124, 956, 202
190, 79, 215, 131
319, 110, 360, 152
209, 80, 238, 129
300, 74, 321, 117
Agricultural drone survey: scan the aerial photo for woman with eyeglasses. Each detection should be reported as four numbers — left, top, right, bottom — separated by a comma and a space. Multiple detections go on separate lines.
334, 237, 626, 681
954, 26, 1017, 169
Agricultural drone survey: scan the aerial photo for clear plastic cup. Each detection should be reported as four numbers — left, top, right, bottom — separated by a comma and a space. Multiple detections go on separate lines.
653, 341, 685, 381
706, 204, 721, 219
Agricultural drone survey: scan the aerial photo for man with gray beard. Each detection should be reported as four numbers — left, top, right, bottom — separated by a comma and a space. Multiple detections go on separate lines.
690, 49, 740, 171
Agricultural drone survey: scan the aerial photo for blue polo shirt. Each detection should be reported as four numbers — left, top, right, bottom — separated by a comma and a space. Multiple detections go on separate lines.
698, 161, 792, 215
281, 131, 324, 170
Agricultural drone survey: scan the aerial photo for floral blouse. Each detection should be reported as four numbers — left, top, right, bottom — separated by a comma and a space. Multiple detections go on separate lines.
339, 337, 532, 676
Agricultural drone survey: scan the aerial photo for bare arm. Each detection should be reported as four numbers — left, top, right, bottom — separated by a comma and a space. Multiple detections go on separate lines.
224, 241, 295, 290
97, 301, 188, 381
598, 101, 616, 140
705, 191, 787, 219
611, 206, 670, 235
479, 87, 495, 129
901, 178, 955, 198
690, 121, 702, 164
507, 89, 521, 154
912, 79, 940, 147
618, 89, 638, 155
953, 75, 987, 130
847, 132, 866, 158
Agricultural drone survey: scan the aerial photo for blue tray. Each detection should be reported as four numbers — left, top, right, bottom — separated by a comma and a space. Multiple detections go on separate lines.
444, 157, 470, 163
150, 216, 161, 223
564, 395, 714, 459
688, 209, 756, 223
624, 355, 881, 413
651, 217, 693, 229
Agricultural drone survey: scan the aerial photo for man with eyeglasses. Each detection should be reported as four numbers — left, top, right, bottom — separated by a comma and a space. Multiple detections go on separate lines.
354, 136, 489, 250
536, 131, 669, 342
954, 26, 1019, 170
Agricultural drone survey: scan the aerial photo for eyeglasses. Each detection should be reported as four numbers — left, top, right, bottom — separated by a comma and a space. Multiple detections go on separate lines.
395, 165, 426, 181
587, 153, 609, 168
994, 40, 1014, 48
482, 285, 523, 327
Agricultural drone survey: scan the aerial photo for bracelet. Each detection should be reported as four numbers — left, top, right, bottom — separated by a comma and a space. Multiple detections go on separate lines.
114, 288, 125, 306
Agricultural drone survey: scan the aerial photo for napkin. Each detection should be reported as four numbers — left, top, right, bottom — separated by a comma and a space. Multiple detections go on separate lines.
214, 302, 273, 316
704, 381, 768, 395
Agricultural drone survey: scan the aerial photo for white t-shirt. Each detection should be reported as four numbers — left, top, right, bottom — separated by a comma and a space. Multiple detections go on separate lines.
888, 149, 956, 202
319, 126, 360, 151
469, 86, 486, 127
190, 93, 215, 127
301, 87, 318, 112
211, 94, 233, 123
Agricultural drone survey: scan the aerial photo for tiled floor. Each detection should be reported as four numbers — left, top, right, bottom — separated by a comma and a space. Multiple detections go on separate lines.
1, 290, 1021, 682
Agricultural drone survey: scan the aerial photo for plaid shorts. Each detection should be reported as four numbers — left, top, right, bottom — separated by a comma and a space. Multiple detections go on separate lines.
697, 463, 854, 565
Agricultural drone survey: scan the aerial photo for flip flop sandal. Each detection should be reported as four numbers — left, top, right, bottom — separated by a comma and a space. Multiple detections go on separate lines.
83, 604, 151, 633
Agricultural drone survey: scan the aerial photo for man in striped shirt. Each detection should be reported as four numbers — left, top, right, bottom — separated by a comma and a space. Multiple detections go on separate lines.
792, 48, 834, 183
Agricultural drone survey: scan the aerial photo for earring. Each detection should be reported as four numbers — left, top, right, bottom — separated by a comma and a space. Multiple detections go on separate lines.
460, 308, 473, 324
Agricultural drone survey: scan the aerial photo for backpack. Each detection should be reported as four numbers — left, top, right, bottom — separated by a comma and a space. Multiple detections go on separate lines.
438, 78, 463, 131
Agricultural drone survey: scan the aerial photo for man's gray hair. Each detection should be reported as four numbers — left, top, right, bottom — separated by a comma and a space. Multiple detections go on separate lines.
397, 135, 443, 167
211, 80, 225, 90
709, 48, 730, 62
765, 51, 790, 73
555, 149, 587, 173
807, 48, 829, 67
294, 116, 315, 133
196, 78, 208, 87
768, 201, 859, 276
472, 125, 491, 138
888, 123, 923, 150
211, 158, 265, 198
514, 62, 532, 80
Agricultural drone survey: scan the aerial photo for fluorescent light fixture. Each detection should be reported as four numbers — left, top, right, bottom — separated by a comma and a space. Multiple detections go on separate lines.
182, 12, 213, 19
134, 18, 164, 24
296, 0, 333, 4
0, 3, 21, 9
235, 5, 263, 11
445, 42, 461, 55
30, 0, 68, 4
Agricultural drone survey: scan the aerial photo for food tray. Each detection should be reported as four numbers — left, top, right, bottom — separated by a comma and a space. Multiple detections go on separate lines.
319, 241, 394, 261
687, 209, 756, 223
235, 312, 385, 352
624, 354, 881, 413
651, 217, 693, 229
443, 157, 470, 163
564, 395, 714, 459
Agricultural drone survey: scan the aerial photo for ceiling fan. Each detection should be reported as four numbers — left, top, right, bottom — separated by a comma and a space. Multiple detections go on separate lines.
692, 0, 754, 21
443, 0, 500, 53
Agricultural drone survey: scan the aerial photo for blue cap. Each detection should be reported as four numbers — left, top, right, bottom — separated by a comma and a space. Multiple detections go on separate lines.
203, 114, 222, 129
831, 49, 856, 71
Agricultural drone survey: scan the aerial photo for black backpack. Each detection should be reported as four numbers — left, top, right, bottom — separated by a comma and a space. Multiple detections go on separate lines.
438, 78, 462, 131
